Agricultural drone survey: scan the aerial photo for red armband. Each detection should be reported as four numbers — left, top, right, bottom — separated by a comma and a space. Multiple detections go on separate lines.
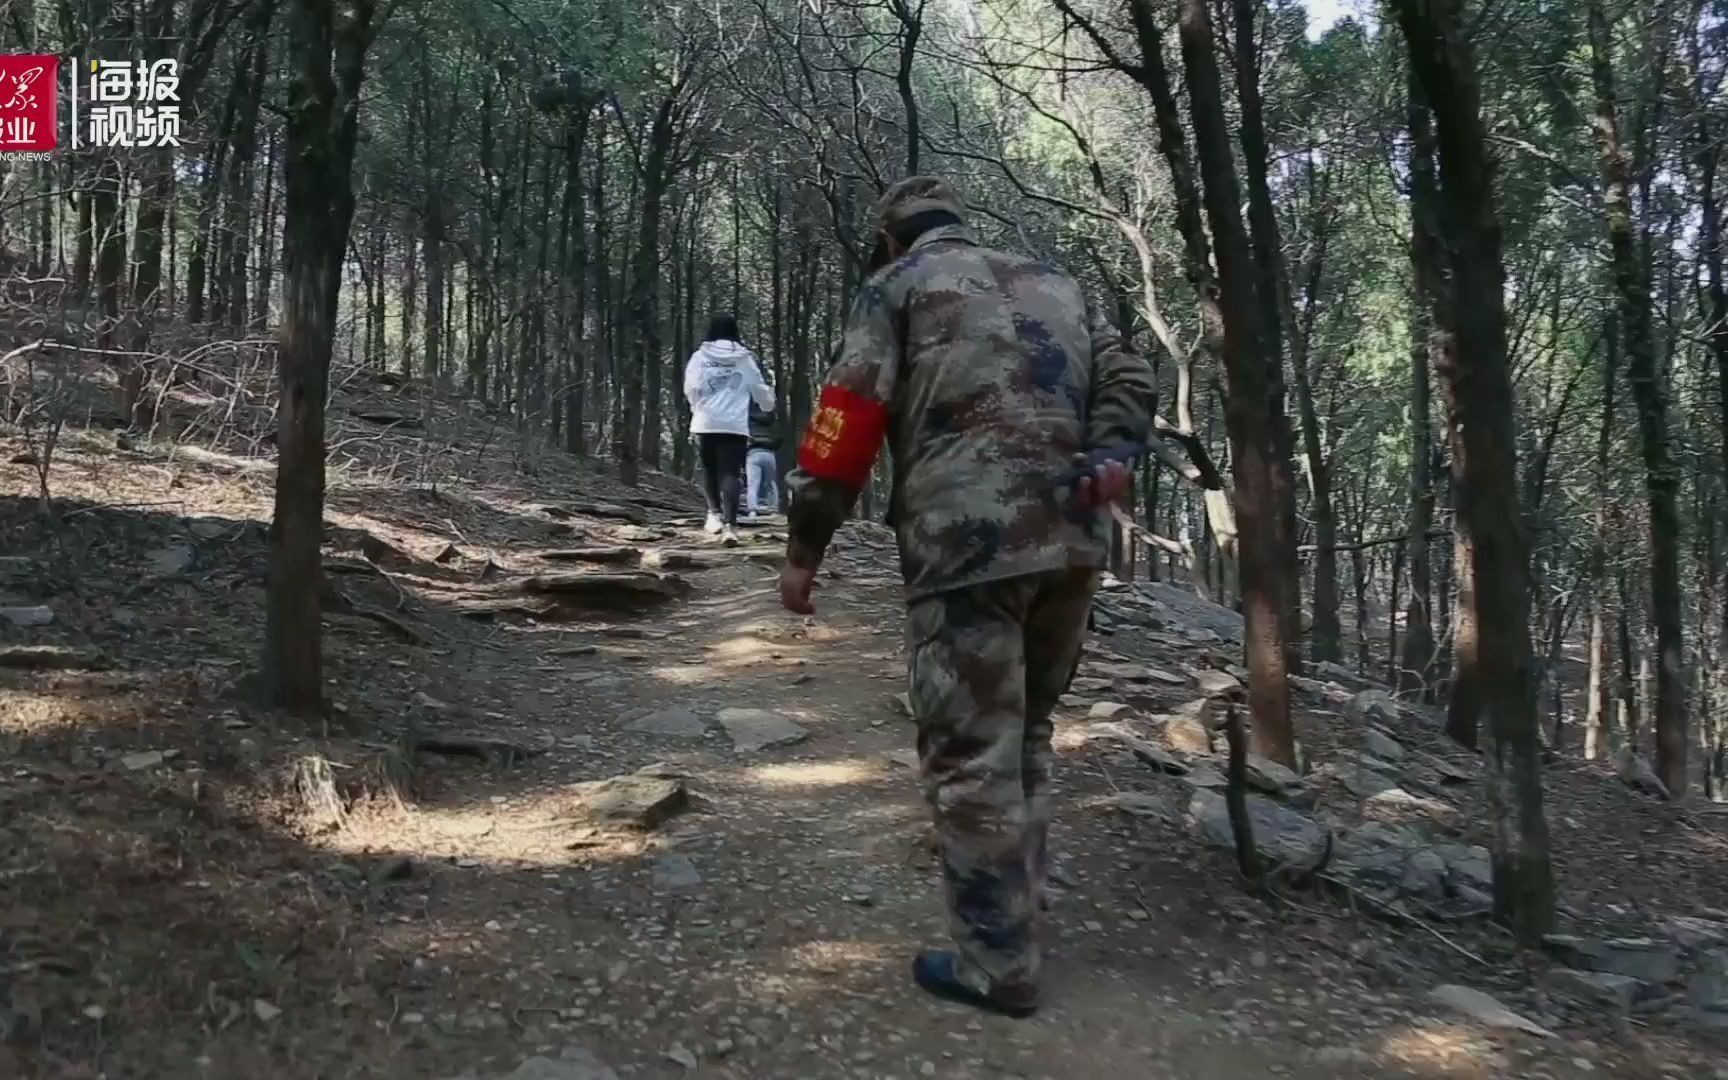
797, 384, 887, 489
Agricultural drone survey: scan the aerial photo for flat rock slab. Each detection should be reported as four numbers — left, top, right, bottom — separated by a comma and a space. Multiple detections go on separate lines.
568, 775, 689, 830
0, 645, 106, 670
651, 852, 703, 894
1163, 714, 1213, 755
1542, 935, 1681, 984
536, 546, 644, 566
716, 708, 808, 753
626, 706, 710, 739
1346, 690, 1400, 725
1089, 701, 1134, 720
1188, 789, 1329, 875
1244, 754, 1301, 794
1191, 668, 1243, 697
1118, 733, 1188, 775
1428, 984, 1553, 1037
1666, 916, 1728, 954
1343, 766, 1399, 800
1097, 792, 1175, 821
1546, 969, 1644, 1011
644, 550, 723, 571
0, 605, 53, 627
521, 571, 686, 602
147, 544, 195, 575
1364, 726, 1406, 762
490, 1045, 621, 1080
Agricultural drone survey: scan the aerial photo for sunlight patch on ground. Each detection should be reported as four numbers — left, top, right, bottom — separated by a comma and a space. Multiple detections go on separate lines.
1374, 1023, 1500, 1074
738, 759, 879, 790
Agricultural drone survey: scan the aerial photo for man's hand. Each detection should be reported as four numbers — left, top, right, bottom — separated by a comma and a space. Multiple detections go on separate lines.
1069, 456, 1132, 512
780, 563, 817, 615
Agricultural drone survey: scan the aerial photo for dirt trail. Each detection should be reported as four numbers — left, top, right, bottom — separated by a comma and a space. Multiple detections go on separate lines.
3, 441, 1725, 1079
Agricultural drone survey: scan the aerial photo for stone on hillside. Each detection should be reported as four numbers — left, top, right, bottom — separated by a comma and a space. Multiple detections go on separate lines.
0, 645, 105, 670
1399, 849, 1449, 902
1546, 969, 1644, 1012
1188, 790, 1330, 875
1614, 748, 1671, 800
1093, 662, 1186, 686
1364, 726, 1406, 763
1436, 842, 1493, 893
496, 1045, 621, 1080
1665, 916, 1728, 954
1314, 661, 1374, 689
542, 500, 650, 526
522, 571, 685, 604
1542, 936, 1680, 985
1070, 677, 1114, 694
1342, 764, 1399, 799
1427, 984, 1553, 1037
1118, 734, 1188, 775
1692, 958, 1728, 1013
1332, 822, 1428, 890
1098, 792, 1175, 822
1164, 713, 1213, 755
894, 692, 913, 717
626, 706, 709, 739
1058, 694, 1087, 709
1089, 701, 1134, 720
121, 750, 166, 771
1191, 668, 1242, 697
0, 556, 37, 581
0, 605, 53, 627
644, 550, 721, 571
1178, 765, 1229, 790
1346, 690, 1399, 726
716, 708, 808, 753
1136, 582, 1244, 640
569, 775, 689, 830
651, 852, 703, 894
536, 546, 644, 566
1366, 786, 1455, 816
1423, 753, 1476, 785
1243, 754, 1301, 796
148, 544, 195, 576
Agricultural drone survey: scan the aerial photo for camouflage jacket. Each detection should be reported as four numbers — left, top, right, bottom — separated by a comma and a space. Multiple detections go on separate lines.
785, 224, 1156, 601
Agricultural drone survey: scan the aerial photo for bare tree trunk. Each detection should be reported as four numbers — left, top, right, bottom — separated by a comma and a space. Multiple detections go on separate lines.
1176, 0, 1294, 767
1589, 0, 1688, 797
1586, 313, 1620, 759
1394, 0, 1553, 943
1403, 68, 1443, 701
623, 94, 678, 484
263, 0, 378, 711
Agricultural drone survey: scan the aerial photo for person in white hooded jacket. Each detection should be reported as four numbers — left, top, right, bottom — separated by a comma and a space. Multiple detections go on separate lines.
685, 313, 775, 544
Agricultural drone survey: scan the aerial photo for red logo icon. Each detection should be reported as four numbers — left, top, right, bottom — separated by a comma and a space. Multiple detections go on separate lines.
0, 55, 58, 151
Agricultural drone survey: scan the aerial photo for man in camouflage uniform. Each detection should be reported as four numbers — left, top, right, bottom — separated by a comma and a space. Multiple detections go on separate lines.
779, 177, 1155, 1017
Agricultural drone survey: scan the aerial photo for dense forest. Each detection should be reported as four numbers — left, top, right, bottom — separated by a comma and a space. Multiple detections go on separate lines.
3, 0, 1727, 949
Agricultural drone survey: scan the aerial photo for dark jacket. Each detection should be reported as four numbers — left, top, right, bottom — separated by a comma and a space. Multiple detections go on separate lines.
748, 402, 780, 451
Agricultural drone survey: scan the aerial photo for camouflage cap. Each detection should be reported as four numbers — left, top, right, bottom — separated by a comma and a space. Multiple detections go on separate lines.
873, 176, 968, 232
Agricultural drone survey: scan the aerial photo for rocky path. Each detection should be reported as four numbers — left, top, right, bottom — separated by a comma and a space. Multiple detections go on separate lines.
295, 517, 1717, 1080
5, 463, 1727, 1080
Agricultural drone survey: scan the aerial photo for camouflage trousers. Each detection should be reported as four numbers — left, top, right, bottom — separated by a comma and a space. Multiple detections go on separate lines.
904, 566, 1099, 991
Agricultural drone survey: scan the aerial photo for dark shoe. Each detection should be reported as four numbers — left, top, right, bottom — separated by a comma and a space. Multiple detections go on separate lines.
911, 950, 1039, 1019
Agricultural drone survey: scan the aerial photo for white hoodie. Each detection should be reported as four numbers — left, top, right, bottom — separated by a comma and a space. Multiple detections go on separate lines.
684, 340, 775, 437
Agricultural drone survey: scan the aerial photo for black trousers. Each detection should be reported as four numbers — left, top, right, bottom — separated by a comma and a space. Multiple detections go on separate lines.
698, 433, 749, 526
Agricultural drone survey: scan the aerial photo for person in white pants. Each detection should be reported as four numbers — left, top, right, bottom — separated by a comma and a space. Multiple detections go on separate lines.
746, 399, 781, 518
